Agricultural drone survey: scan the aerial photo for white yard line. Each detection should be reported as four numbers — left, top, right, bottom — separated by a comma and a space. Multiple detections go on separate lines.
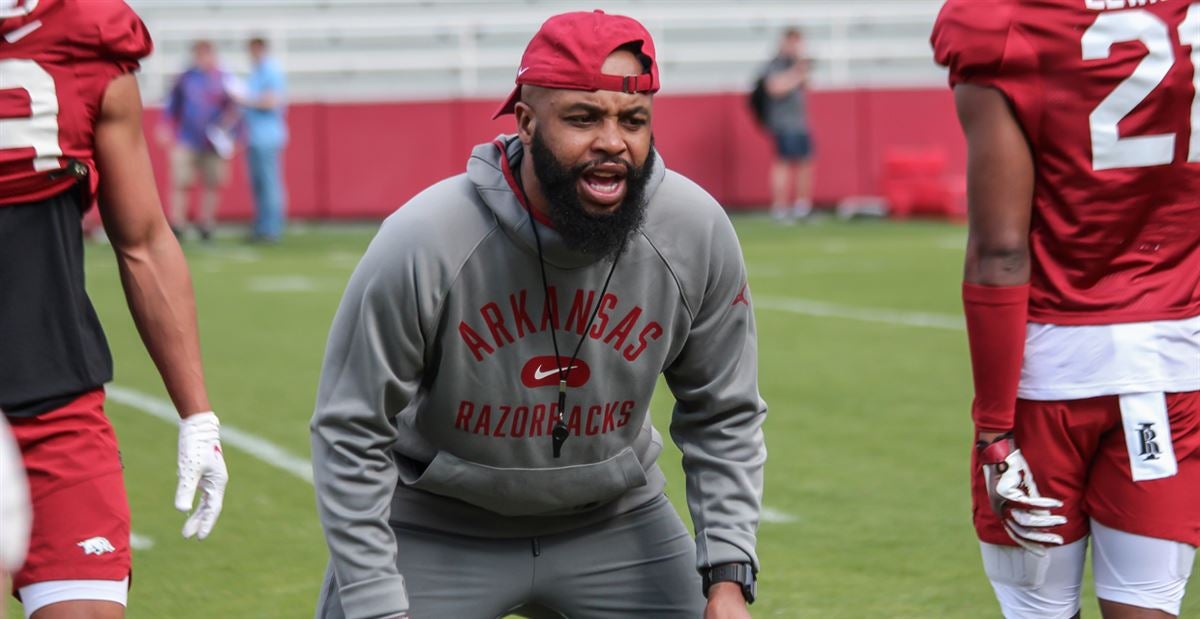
326, 251, 363, 265
819, 241, 850, 254
746, 265, 785, 278
755, 296, 964, 331
749, 263, 892, 277
106, 385, 313, 483
130, 532, 155, 551
246, 275, 323, 293
761, 507, 798, 524
108, 386, 799, 524
222, 249, 263, 263
935, 236, 966, 250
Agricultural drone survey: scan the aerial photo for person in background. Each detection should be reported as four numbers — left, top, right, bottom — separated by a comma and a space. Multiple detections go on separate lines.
763, 27, 814, 223
158, 39, 237, 242
235, 36, 288, 244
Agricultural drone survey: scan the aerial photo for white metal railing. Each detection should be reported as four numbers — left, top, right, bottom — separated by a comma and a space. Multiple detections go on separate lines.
127, 0, 947, 103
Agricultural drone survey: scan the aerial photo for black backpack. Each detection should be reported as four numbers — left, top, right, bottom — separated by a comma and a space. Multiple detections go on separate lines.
748, 73, 769, 126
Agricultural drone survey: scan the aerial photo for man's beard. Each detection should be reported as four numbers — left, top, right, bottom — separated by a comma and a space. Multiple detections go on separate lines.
530, 130, 655, 260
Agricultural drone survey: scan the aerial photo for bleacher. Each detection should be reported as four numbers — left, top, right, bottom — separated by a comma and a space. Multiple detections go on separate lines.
126, 0, 946, 103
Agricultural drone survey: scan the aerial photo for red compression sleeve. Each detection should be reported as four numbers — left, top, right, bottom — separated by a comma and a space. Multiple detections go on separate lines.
962, 282, 1029, 433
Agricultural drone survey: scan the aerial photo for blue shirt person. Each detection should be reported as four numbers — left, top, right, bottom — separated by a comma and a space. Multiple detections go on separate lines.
235, 37, 288, 242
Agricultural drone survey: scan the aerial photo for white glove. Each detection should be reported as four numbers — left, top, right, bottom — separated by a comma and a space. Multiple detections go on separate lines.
175, 412, 228, 540
979, 435, 1067, 556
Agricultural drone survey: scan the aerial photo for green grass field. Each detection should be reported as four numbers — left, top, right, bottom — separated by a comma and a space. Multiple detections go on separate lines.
10, 217, 1197, 618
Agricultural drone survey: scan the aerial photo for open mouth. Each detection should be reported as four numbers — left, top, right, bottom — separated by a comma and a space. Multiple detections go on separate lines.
578, 165, 628, 208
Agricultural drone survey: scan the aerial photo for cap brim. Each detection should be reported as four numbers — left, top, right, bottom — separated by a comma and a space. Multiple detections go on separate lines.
492, 85, 522, 119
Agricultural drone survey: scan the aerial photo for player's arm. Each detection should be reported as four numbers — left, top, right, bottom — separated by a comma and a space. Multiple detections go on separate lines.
95, 73, 211, 417
310, 215, 428, 619
959, 84, 1033, 287
664, 212, 765, 616
96, 72, 228, 539
956, 84, 1067, 555
955, 83, 1034, 439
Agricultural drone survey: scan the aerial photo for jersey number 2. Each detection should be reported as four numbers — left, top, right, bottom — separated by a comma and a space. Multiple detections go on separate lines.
1083, 5, 1200, 170
0, 59, 63, 171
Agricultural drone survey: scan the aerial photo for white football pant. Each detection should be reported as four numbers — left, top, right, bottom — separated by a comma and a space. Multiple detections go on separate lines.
982, 519, 1196, 618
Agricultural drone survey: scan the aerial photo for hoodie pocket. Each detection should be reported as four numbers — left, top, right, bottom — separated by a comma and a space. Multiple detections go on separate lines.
403, 447, 648, 516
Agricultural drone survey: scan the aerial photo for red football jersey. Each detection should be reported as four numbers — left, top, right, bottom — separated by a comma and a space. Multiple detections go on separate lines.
933, 0, 1200, 326
0, 0, 152, 207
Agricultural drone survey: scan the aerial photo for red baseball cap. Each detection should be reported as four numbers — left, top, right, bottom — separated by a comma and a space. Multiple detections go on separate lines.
493, 10, 660, 119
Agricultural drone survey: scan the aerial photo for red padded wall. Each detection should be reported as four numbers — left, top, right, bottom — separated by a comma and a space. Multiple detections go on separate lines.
145, 87, 965, 220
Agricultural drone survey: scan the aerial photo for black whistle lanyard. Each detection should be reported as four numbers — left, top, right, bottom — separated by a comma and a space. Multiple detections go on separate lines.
524, 198, 622, 458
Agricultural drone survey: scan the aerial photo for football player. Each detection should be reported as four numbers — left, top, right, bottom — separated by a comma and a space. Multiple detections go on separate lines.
934, 0, 1200, 617
0, 1, 227, 616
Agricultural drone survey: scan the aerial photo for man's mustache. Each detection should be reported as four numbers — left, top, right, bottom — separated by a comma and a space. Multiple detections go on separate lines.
572, 158, 636, 176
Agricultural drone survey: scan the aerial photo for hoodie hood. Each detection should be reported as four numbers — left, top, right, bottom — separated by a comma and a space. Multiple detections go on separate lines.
466, 134, 665, 270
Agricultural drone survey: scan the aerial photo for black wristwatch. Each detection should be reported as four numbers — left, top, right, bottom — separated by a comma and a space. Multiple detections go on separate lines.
701, 563, 756, 604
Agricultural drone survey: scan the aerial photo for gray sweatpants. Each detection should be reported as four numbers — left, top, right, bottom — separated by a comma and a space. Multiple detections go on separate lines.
316, 495, 705, 619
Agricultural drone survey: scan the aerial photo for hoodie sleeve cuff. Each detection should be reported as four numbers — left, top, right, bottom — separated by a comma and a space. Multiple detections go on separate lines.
695, 532, 760, 573
338, 575, 409, 619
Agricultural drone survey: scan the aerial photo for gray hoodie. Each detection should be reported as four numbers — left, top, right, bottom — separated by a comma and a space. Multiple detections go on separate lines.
311, 135, 767, 619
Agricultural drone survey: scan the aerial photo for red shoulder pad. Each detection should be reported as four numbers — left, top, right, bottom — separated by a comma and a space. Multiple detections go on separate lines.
71, 0, 152, 71
931, 0, 1017, 87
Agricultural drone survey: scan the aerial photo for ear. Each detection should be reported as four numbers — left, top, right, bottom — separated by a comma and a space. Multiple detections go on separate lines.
515, 101, 536, 146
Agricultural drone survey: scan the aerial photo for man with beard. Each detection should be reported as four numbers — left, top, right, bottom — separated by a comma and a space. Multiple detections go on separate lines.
311, 10, 765, 619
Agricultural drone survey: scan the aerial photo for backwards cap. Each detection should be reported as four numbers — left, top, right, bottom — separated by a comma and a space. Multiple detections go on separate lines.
493, 9, 660, 119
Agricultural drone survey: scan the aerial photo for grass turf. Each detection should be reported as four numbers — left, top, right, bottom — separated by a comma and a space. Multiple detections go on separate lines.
8, 216, 1196, 618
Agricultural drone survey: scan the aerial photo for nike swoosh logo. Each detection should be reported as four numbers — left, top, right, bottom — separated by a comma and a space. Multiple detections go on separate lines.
517, 66, 530, 77
533, 365, 577, 381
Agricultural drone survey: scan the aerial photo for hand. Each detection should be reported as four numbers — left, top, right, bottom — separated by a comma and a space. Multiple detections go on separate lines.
978, 434, 1066, 556
175, 412, 228, 539
704, 582, 751, 619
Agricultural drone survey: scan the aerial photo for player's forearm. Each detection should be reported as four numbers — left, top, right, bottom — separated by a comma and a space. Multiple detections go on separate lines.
977, 430, 1007, 443
963, 241, 1030, 286
962, 282, 1028, 433
114, 230, 211, 416
962, 157, 1033, 287
962, 197, 1030, 434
